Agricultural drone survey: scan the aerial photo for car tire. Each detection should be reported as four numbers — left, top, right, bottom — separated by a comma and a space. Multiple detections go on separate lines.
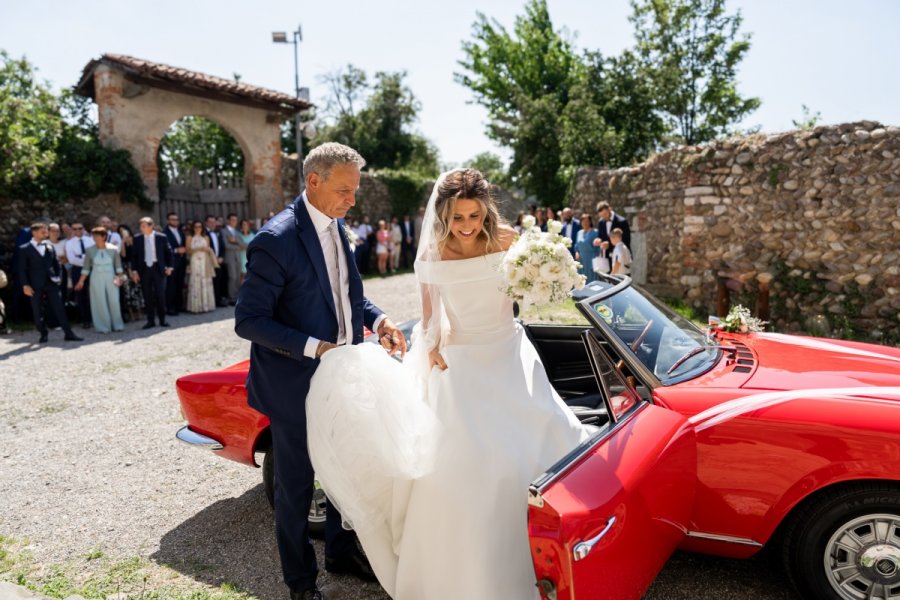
262, 449, 327, 539
781, 482, 900, 600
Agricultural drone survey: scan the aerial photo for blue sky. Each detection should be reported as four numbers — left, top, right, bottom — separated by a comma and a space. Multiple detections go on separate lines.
2, 0, 898, 165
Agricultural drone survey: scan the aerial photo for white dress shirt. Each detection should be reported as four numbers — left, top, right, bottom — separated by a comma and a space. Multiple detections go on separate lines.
30, 239, 47, 257
208, 228, 220, 255
65, 235, 95, 267
168, 226, 183, 246
107, 231, 122, 247
144, 232, 157, 266
303, 195, 386, 359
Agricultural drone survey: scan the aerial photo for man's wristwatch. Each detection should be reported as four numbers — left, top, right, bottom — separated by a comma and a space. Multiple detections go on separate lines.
315, 340, 327, 359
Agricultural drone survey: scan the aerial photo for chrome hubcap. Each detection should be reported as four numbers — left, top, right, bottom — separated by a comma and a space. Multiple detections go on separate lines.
825, 513, 900, 600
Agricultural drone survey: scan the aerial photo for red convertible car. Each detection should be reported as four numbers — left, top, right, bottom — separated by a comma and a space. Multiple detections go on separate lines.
175, 276, 900, 600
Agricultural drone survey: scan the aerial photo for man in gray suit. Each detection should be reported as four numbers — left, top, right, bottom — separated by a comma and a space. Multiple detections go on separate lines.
223, 213, 243, 304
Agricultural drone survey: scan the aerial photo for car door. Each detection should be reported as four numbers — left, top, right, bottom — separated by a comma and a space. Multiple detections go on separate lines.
529, 332, 697, 600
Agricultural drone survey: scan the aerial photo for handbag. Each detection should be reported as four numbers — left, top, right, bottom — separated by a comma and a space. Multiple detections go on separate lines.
592, 255, 610, 275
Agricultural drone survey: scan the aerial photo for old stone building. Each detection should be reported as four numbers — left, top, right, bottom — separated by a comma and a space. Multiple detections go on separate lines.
74, 53, 311, 219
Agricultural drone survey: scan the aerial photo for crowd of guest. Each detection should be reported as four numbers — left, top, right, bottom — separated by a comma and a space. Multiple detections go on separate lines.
513, 201, 633, 283
1, 211, 267, 343
346, 210, 421, 277
1, 197, 630, 343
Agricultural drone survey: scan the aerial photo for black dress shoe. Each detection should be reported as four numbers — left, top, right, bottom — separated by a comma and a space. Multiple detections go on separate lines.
159, 321, 170, 327
64, 333, 83, 342
38, 334, 48, 343
290, 587, 326, 600
142, 322, 156, 330
325, 548, 376, 582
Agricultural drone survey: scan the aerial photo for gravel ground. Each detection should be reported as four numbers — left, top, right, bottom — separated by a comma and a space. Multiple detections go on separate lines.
0, 272, 797, 599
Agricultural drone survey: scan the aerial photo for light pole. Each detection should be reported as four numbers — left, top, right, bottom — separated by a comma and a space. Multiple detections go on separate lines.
272, 25, 306, 192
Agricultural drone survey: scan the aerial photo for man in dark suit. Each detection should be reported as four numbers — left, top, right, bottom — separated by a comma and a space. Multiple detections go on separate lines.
205, 215, 227, 307
17, 222, 82, 343
164, 212, 187, 315
594, 200, 632, 255
235, 143, 406, 600
131, 217, 173, 329
400, 213, 415, 268
559, 207, 581, 257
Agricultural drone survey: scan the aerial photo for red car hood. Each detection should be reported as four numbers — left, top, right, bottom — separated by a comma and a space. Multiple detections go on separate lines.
736, 332, 900, 391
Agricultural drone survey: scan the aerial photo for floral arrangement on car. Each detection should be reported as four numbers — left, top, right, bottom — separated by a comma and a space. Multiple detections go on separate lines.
501, 215, 586, 310
716, 304, 767, 333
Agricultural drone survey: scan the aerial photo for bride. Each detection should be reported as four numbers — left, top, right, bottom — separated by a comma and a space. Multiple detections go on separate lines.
307, 168, 588, 599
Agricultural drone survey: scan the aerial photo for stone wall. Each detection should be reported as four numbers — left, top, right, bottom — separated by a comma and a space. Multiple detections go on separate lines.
570, 121, 899, 342
1, 193, 145, 255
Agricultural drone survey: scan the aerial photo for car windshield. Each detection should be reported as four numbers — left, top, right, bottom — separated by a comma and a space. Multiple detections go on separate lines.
584, 280, 718, 384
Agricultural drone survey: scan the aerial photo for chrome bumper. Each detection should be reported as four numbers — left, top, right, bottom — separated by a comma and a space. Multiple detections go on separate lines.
176, 425, 224, 451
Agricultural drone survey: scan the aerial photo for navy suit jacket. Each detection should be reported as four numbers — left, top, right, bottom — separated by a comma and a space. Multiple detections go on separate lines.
597, 213, 631, 250
131, 231, 174, 276
234, 197, 384, 425
17, 242, 62, 291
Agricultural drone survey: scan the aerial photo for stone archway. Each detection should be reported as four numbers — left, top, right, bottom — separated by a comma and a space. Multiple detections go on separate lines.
75, 54, 311, 219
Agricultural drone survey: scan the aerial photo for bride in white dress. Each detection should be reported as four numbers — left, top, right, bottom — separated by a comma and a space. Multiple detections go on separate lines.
307, 169, 588, 599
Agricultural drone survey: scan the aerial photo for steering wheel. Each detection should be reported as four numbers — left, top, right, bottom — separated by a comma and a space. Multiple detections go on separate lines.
630, 319, 654, 352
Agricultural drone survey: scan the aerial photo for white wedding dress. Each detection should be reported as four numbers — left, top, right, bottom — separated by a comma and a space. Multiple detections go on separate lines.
307, 251, 588, 600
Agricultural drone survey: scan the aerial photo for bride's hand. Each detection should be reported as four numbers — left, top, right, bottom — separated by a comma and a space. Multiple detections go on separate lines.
429, 349, 448, 370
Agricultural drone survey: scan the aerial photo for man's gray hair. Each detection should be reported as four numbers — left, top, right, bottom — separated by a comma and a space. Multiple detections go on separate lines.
303, 142, 366, 181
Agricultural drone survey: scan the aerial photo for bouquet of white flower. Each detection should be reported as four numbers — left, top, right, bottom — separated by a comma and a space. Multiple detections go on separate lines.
501, 216, 586, 310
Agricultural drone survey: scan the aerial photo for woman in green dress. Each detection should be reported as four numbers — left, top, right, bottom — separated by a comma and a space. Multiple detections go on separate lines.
74, 226, 125, 333
238, 219, 255, 285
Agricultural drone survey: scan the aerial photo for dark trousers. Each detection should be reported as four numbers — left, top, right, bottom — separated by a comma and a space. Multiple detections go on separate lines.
269, 420, 356, 592
70, 266, 91, 326
213, 261, 227, 304
166, 256, 186, 313
29, 283, 73, 336
401, 240, 415, 269
140, 266, 167, 324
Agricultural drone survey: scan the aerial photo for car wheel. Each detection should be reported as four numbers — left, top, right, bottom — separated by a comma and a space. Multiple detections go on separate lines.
782, 483, 900, 600
262, 449, 327, 539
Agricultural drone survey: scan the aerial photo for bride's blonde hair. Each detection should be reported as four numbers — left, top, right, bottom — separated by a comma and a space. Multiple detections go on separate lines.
432, 169, 503, 254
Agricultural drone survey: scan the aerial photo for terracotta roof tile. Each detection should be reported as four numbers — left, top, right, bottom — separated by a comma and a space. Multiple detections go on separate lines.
76, 53, 312, 112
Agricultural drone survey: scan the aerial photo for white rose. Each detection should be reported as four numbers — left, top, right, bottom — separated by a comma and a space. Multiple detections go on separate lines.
521, 215, 536, 230
523, 263, 540, 280
547, 219, 563, 235
539, 261, 564, 282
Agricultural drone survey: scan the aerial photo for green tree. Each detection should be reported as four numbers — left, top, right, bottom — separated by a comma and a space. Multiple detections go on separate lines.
457, 0, 580, 202
0, 51, 148, 205
157, 116, 244, 178
0, 51, 62, 184
630, 0, 760, 145
578, 50, 667, 165
313, 67, 438, 177
463, 151, 510, 186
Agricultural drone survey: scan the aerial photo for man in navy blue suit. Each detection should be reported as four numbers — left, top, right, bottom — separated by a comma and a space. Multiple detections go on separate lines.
593, 200, 631, 255
131, 217, 174, 329
18, 222, 82, 343
235, 143, 406, 600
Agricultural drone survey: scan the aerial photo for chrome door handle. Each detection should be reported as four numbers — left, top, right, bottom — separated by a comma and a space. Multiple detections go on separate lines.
573, 516, 617, 561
